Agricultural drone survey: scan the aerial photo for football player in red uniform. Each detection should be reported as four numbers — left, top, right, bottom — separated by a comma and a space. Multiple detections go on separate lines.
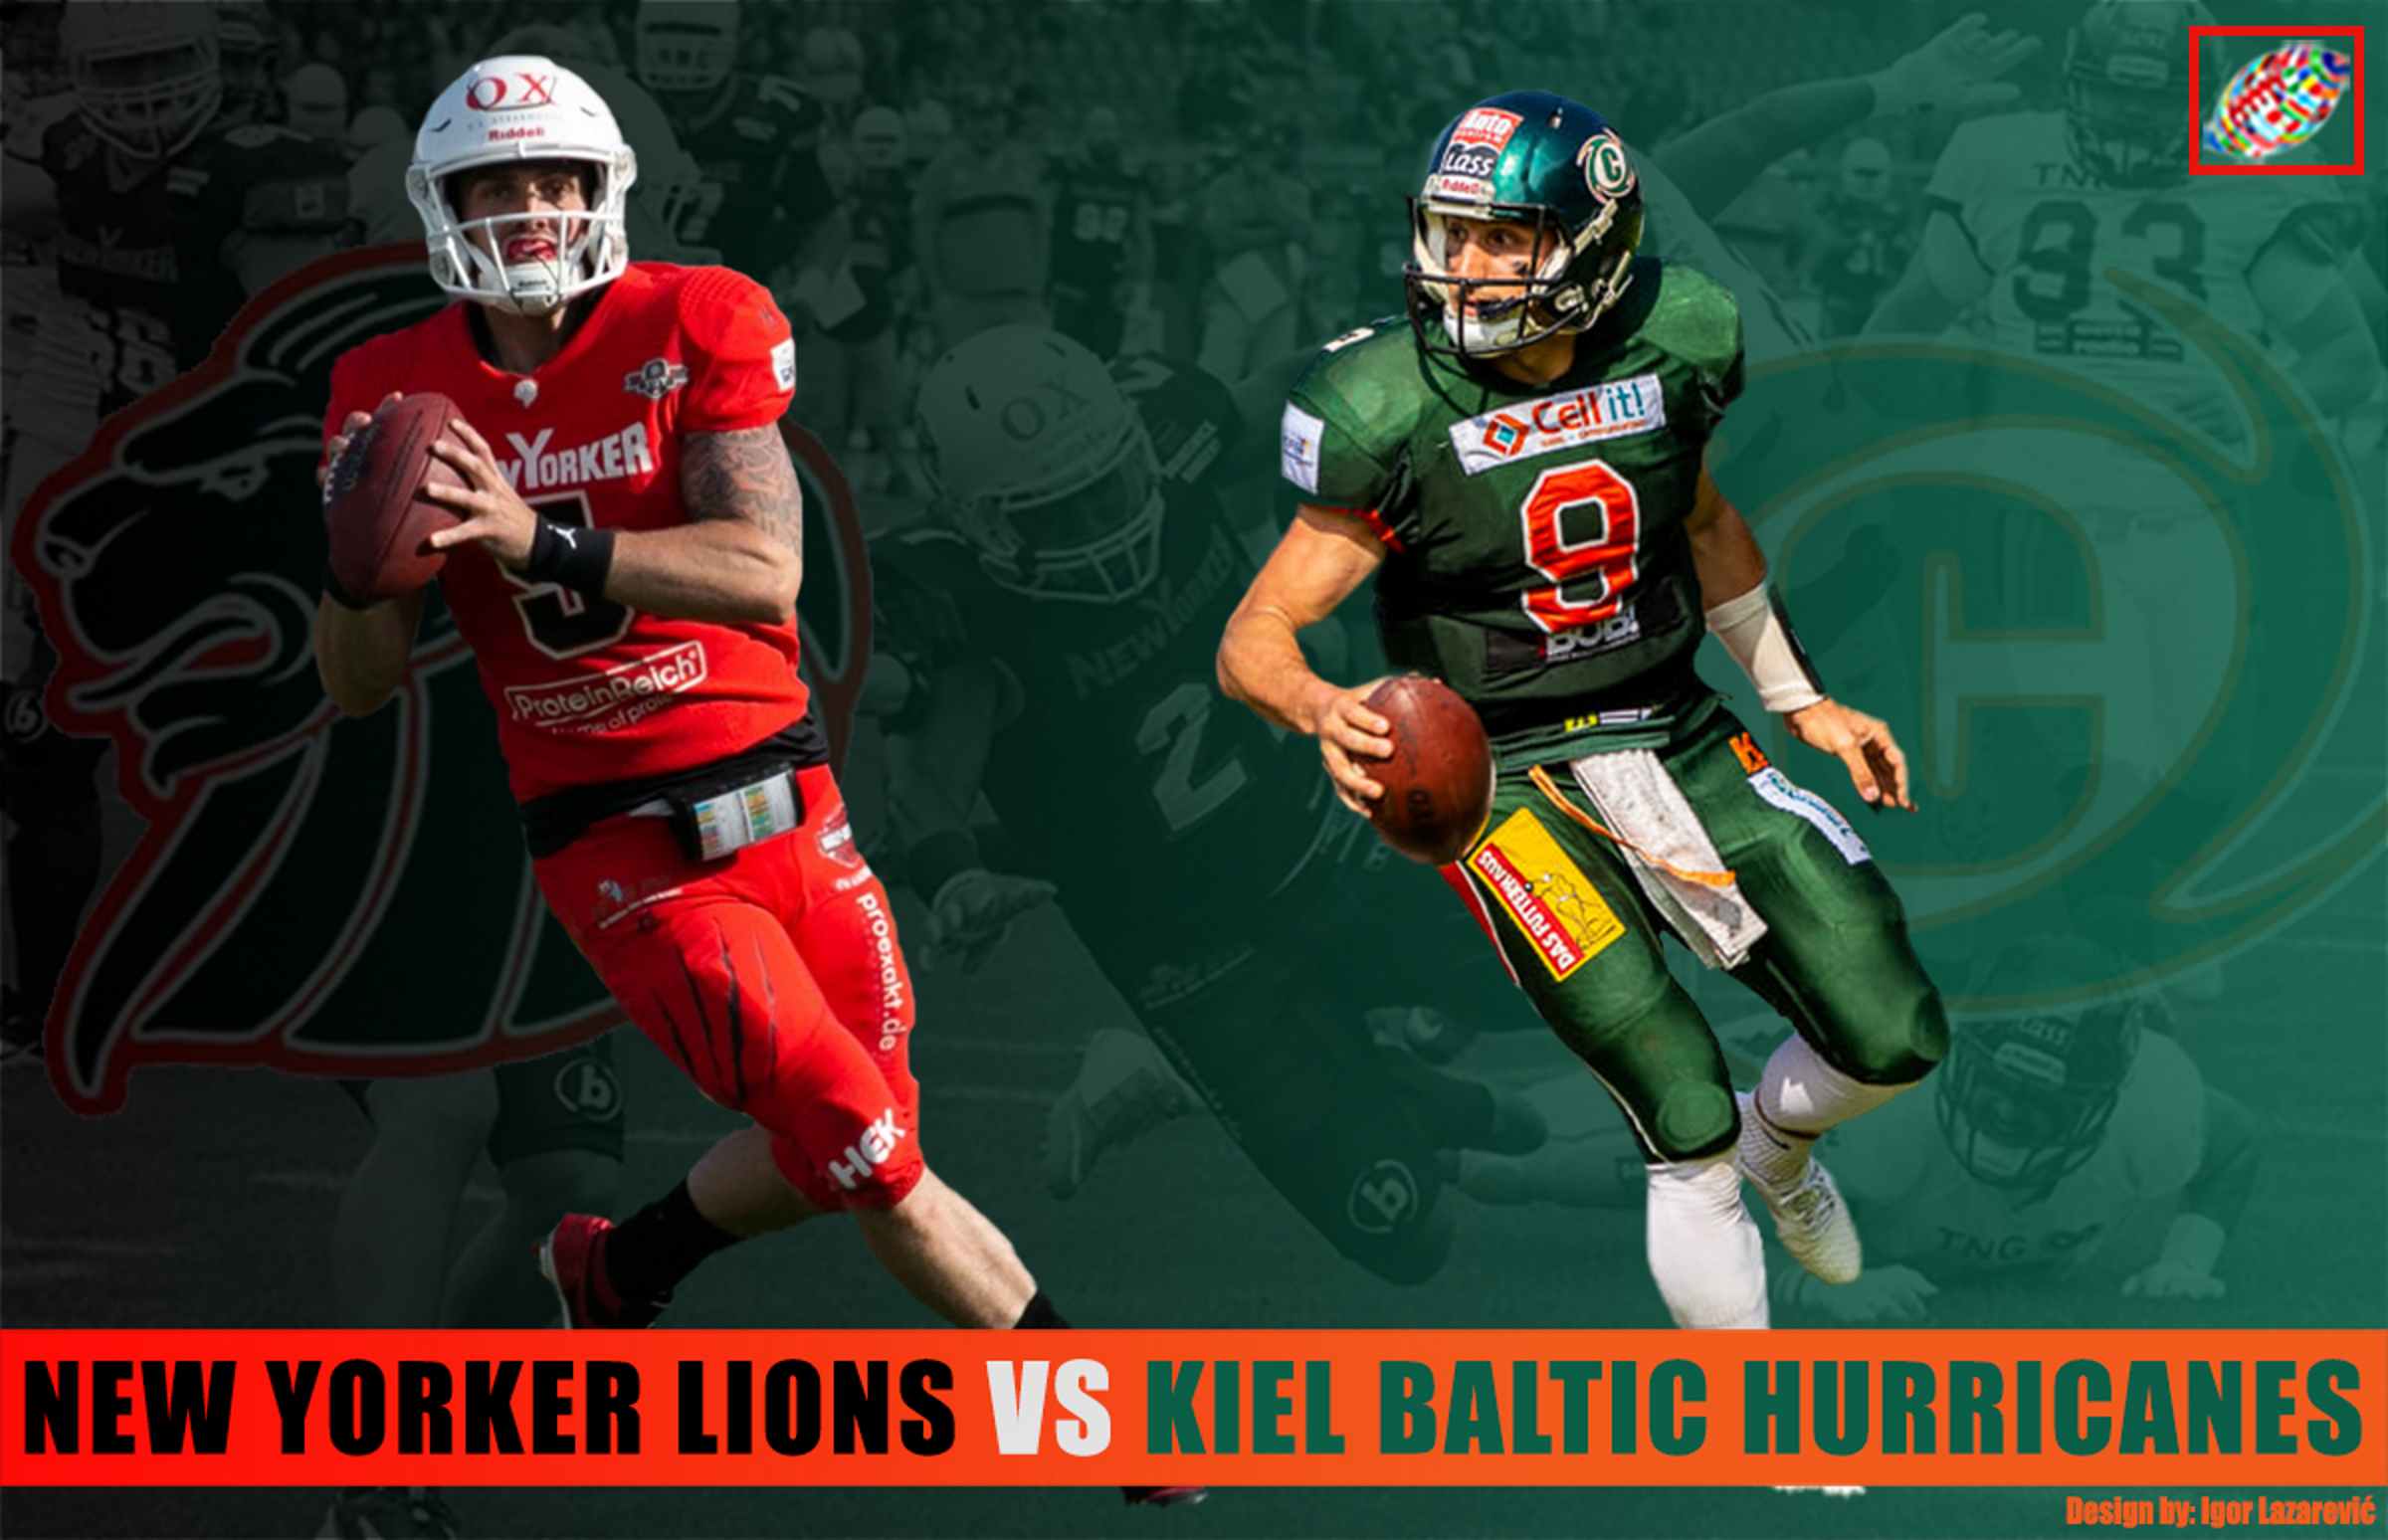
311, 57, 1196, 1508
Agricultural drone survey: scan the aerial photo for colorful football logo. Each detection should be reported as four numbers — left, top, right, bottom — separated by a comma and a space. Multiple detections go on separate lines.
2203, 41, 2353, 159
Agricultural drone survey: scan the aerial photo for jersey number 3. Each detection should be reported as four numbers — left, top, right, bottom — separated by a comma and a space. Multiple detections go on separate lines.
1518, 460, 1641, 634
511, 491, 634, 658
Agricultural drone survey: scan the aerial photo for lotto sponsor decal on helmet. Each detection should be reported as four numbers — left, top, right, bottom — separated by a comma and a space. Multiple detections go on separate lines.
1436, 106, 1522, 180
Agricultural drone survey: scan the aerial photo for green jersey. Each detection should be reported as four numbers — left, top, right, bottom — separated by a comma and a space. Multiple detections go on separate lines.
1282, 261, 1744, 762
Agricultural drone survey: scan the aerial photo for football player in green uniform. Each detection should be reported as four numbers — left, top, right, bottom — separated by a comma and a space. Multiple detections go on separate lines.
1220, 92, 1948, 1331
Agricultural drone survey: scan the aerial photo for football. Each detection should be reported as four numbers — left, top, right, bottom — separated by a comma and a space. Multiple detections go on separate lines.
1361, 674, 1494, 866
2204, 41, 2353, 160
322, 392, 467, 604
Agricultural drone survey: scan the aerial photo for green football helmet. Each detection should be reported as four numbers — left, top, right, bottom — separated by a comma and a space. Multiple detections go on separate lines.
2064, 0, 2221, 188
1404, 91, 1644, 359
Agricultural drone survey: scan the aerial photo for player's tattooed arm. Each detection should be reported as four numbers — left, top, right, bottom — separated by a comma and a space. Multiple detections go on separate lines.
684, 426, 804, 561
607, 423, 808, 623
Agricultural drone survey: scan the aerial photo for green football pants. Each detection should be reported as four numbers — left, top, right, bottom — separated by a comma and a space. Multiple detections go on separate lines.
1451, 708, 1946, 1163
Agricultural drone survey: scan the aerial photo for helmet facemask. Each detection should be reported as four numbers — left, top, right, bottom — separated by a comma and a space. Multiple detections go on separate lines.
945, 416, 1165, 605
1405, 200, 1634, 359
2064, 62, 2186, 187
409, 161, 633, 316
66, 13, 223, 158
635, 6, 737, 94
1935, 1003, 2140, 1190
2063, 1, 2213, 188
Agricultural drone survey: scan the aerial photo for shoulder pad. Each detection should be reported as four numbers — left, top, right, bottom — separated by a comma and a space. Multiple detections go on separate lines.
1639, 262, 1743, 383
1295, 316, 1409, 386
1319, 321, 1386, 355
1283, 320, 1422, 503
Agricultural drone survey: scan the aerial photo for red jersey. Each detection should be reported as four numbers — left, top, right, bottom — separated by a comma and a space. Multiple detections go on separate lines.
325, 263, 806, 801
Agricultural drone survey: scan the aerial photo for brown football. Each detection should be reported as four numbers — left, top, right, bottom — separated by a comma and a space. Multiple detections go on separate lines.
1361, 674, 1493, 865
322, 392, 467, 604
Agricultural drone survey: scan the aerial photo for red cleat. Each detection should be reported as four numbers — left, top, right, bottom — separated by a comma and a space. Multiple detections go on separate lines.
537, 1214, 668, 1329
1123, 1485, 1209, 1507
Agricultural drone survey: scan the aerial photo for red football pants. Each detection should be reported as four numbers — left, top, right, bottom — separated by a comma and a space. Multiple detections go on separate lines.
532, 765, 924, 1211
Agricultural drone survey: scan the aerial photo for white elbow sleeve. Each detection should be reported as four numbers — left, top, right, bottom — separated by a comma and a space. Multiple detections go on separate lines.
1704, 584, 1827, 713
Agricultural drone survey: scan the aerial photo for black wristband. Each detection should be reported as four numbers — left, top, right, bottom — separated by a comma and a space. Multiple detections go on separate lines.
519, 518, 617, 598
903, 829, 984, 899
320, 558, 375, 612
1769, 586, 1829, 701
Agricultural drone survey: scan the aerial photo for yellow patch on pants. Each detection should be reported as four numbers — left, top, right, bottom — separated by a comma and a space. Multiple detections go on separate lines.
1466, 808, 1626, 980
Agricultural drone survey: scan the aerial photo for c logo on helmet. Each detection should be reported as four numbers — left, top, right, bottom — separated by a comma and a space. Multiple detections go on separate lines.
466, 73, 556, 112
1579, 132, 1636, 198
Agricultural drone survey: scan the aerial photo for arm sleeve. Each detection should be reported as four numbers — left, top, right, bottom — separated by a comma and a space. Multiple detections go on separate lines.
681, 269, 798, 432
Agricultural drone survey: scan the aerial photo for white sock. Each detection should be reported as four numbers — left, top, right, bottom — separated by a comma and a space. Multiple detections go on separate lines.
1645, 1154, 1769, 1330
1755, 1033, 1913, 1139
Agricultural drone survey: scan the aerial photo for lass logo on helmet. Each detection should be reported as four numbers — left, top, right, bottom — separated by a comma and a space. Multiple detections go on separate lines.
1579, 131, 1636, 198
1439, 106, 1522, 180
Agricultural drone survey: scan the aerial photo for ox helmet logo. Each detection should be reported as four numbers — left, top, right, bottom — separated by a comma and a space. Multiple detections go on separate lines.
465, 72, 556, 112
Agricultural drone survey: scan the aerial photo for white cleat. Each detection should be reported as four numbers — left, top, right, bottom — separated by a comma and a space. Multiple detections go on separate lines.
1043, 1028, 1192, 1200
1736, 1091, 1863, 1285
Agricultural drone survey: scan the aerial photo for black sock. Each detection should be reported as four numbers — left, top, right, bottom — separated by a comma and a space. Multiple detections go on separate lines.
1012, 1291, 1070, 1330
603, 1181, 738, 1304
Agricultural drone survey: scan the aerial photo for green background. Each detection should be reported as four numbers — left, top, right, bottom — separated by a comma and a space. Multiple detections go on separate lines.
2, 2, 2380, 1535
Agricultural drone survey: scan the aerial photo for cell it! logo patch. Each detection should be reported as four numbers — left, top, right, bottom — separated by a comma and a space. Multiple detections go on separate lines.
1451, 373, 1666, 476
2190, 27, 2363, 175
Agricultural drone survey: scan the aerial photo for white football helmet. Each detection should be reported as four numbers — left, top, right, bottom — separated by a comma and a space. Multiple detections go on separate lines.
916, 326, 1164, 605
405, 56, 638, 316
60, 0, 223, 159
634, 0, 737, 95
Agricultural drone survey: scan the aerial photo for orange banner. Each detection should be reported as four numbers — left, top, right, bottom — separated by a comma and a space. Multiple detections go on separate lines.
4, 1329, 2383, 1487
